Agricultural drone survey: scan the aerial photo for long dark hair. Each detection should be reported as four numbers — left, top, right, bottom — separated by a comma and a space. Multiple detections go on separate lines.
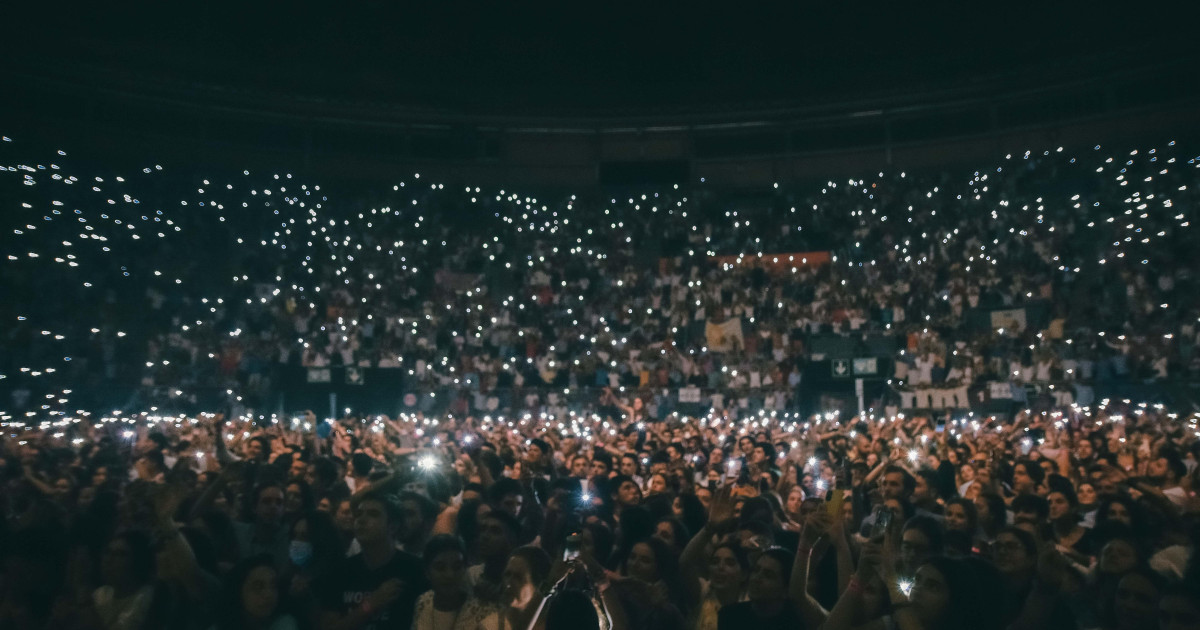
583, 522, 615, 571
918, 556, 984, 630
977, 492, 1007, 536
1095, 495, 1144, 533
621, 536, 687, 615
511, 545, 553, 593
944, 497, 979, 533
215, 554, 284, 630
654, 517, 690, 554
291, 510, 342, 569
709, 541, 750, 576
755, 547, 795, 598
456, 498, 487, 561
676, 492, 707, 537
284, 478, 315, 515
611, 506, 652, 567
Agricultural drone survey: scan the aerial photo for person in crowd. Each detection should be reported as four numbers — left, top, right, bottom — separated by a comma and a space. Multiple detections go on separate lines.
974, 492, 1009, 543
213, 554, 299, 630
1158, 581, 1200, 630
900, 516, 945, 577
235, 483, 290, 568
691, 543, 749, 630
316, 490, 426, 630
653, 517, 690, 555
1047, 487, 1096, 558
411, 535, 473, 630
333, 498, 357, 554
465, 545, 551, 630
716, 547, 800, 630
6, 136, 1200, 630
284, 480, 315, 523
93, 530, 168, 630
469, 511, 522, 606
615, 535, 690, 628
283, 510, 343, 627
943, 497, 979, 537
398, 492, 438, 556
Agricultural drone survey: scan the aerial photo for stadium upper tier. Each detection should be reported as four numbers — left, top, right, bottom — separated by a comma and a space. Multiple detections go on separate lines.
1, 132, 1198, 420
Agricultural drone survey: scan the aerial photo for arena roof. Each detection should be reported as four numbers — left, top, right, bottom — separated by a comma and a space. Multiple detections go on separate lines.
3, 2, 1191, 116
3, 3, 1197, 187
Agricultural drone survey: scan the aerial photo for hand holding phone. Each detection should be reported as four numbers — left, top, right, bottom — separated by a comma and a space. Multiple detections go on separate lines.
826, 487, 844, 519
563, 532, 582, 561
870, 505, 893, 542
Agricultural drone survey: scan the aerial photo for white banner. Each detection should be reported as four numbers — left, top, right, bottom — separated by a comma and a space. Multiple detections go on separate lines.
991, 308, 1027, 331
307, 368, 331, 383
989, 381, 1014, 399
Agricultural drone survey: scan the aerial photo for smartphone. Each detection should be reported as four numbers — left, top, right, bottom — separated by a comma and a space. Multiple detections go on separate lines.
725, 459, 741, 480
870, 505, 893, 541
826, 487, 844, 519
563, 532, 582, 561
736, 465, 751, 487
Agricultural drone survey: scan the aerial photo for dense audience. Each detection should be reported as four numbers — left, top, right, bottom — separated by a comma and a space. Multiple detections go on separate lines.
2, 136, 1200, 629
3, 403, 1200, 630
2, 139, 1198, 419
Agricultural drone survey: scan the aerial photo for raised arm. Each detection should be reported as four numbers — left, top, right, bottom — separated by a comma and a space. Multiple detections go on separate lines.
187, 460, 241, 522
153, 483, 205, 599
1008, 548, 1074, 630
212, 414, 240, 466
863, 456, 890, 485
821, 540, 885, 630
681, 486, 735, 610
790, 513, 830, 629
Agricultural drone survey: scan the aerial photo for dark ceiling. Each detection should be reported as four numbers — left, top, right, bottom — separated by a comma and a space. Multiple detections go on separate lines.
3, 2, 1189, 115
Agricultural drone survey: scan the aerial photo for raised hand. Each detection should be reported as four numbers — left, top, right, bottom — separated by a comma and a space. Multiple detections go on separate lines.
707, 486, 736, 530
801, 510, 833, 546
875, 525, 900, 584
152, 482, 187, 526
856, 541, 882, 578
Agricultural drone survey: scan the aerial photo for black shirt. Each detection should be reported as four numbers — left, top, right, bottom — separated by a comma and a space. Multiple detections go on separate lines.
717, 601, 804, 630
318, 550, 426, 630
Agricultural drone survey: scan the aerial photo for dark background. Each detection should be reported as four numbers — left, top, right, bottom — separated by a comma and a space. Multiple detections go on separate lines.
3, 2, 1189, 113
2, 2, 1196, 188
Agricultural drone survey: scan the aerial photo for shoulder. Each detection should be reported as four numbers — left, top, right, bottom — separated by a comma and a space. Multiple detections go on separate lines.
392, 550, 423, 570
414, 590, 434, 613
717, 601, 751, 620
335, 553, 361, 572
314, 557, 352, 594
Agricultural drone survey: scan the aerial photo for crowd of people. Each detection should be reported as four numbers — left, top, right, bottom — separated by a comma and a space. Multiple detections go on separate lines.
2, 139, 1198, 420
2, 134, 1200, 629
3, 401, 1200, 630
